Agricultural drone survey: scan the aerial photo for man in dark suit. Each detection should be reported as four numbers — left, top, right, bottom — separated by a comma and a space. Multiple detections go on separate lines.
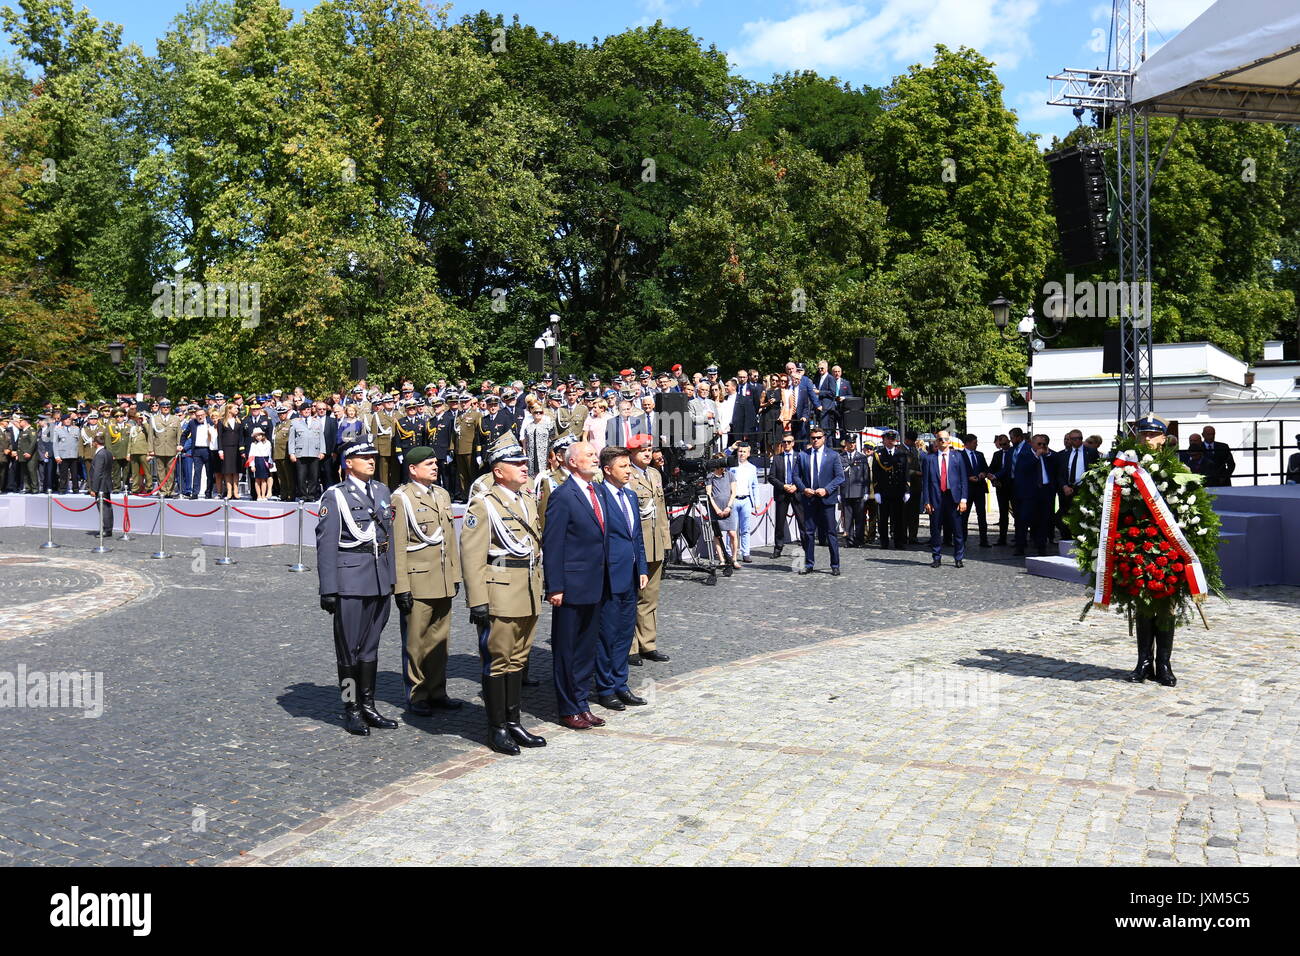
819, 365, 853, 442
792, 363, 818, 442
87, 433, 115, 539
730, 371, 760, 447
959, 434, 991, 548
593, 446, 649, 712
921, 430, 970, 567
794, 426, 844, 575
605, 398, 649, 448
1001, 427, 1035, 553
1013, 433, 1057, 556
1199, 426, 1236, 487
768, 431, 803, 557
987, 435, 1012, 546
543, 441, 611, 731
1055, 428, 1100, 539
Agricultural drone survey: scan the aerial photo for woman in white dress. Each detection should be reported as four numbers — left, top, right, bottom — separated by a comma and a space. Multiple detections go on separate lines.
520, 404, 557, 478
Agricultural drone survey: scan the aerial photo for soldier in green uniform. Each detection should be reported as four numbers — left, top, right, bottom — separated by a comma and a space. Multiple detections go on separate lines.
105, 409, 132, 493
454, 394, 482, 498
392, 446, 464, 715
148, 399, 182, 497
626, 434, 672, 663
459, 434, 546, 756
368, 393, 395, 488
127, 410, 152, 494
271, 405, 295, 501
14, 413, 40, 492
79, 411, 102, 492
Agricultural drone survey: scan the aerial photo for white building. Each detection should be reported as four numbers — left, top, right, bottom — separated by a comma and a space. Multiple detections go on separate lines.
963, 341, 1300, 483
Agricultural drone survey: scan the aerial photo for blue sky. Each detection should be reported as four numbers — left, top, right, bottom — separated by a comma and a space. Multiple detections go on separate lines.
6, 0, 1217, 144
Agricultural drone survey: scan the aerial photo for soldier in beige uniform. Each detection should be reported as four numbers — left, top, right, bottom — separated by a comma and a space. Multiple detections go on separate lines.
626, 435, 673, 663
148, 399, 182, 496
454, 395, 482, 494
460, 434, 546, 756
368, 394, 395, 488
393, 446, 464, 715
105, 410, 131, 492
271, 406, 296, 500
127, 411, 152, 494
80, 412, 102, 489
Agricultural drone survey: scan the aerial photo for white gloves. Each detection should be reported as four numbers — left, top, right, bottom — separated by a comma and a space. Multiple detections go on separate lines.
903, 493, 910, 503
873, 493, 881, 504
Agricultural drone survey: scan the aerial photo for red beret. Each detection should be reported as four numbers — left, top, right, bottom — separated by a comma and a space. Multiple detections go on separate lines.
671, 364, 682, 372
626, 434, 653, 450
620, 368, 633, 376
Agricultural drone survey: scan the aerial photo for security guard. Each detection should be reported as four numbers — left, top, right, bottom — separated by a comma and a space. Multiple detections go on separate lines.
315, 441, 398, 737
392, 446, 463, 715
626, 434, 672, 663
459, 433, 546, 756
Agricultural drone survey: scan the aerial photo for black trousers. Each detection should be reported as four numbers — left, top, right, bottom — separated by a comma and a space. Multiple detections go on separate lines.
906, 482, 922, 541
296, 457, 321, 500
878, 492, 907, 548
94, 493, 114, 536
995, 483, 1011, 540
1024, 486, 1054, 552
842, 496, 866, 544
962, 489, 989, 543
772, 490, 804, 546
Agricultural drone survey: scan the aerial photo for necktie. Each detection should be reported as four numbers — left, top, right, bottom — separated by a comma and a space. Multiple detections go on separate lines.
940, 454, 948, 493
1070, 449, 1079, 483
786, 452, 792, 480
587, 483, 604, 532
1040, 457, 1049, 485
812, 451, 819, 484
621, 488, 633, 531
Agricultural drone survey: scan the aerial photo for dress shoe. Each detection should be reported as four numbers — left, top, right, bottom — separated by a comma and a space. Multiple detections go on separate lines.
742, 555, 752, 563
640, 649, 670, 662
428, 697, 463, 710
628, 654, 643, 666
798, 567, 812, 575
617, 690, 647, 706
772, 547, 783, 558
930, 559, 941, 568
597, 694, 627, 711
954, 560, 964, 568
579, 711, 606, 727
342, 704, 369, 736
558, 714, 592, 730
830, 567, 841, 576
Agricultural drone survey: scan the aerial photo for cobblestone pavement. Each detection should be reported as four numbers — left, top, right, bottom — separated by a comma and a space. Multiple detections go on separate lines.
238, 588, 1300, 866
0, 522, 1295, 865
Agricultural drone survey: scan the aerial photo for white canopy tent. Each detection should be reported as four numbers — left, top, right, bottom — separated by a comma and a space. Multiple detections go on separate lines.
1130, 0, 1300, 123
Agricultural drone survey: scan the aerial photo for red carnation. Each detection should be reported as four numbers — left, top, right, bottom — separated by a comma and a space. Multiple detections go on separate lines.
1123, 515, 1134, 525
1156, 556, 1168, 566
1173, 562, 1184, 572
1119, 563, 1131, 574
1125, 542, 1137, 553
1147, 580, 1163, 591
1145, 526, 1159, 537
1127, 527, 1141, 538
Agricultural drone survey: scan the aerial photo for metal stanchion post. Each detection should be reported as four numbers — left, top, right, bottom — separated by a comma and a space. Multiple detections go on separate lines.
39, 489, 60, 549
215, 497, 235, 565
151, 495, 170, 559
90, 495, 111, 553
288, 499, 308, 572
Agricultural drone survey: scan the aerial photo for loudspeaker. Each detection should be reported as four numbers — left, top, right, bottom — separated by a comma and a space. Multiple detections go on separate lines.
1046, 146, 1111, 267
150, 376, 167, 398
841, 396, 866, 431
350, 357, 368, 381
1102, 327, 1123, 374
855, 337, 875, 370
528, 348, 545, 374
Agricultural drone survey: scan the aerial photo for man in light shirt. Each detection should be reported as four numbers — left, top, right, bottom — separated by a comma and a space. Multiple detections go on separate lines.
729, 442, 759, 563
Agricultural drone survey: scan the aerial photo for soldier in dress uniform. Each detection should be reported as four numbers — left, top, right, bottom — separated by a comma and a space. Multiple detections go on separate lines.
533, 434, 574, 532
392, 446, 464, 715
873, 428, 912, 549
392, 398, 429, 480
126, 410, 152, 494
454, 393, 482, 498
105, 409, 132, 492
80, 411, 102, 492
429, 395, 457, 500
315, 441, 399, 737
149, 399, 182, 497
271, 406, 296, 500
626, 434, 672, 665
460, 433, 547, 755
839, 435, 872, 547
480, 394, 516, 447
368, 393, 395, 488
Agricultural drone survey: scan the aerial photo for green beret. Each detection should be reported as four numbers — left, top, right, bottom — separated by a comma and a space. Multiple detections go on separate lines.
404, 446, 436, 467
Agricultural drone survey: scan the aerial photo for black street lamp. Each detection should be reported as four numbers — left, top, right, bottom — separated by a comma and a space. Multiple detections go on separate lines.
108, 342, 170, 397
989, 294, 1068, 433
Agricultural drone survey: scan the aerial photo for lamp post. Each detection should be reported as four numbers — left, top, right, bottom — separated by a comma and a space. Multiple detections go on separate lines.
533, 314, 561, 377
108, 342, 171, 400
989, 294, 1069, 434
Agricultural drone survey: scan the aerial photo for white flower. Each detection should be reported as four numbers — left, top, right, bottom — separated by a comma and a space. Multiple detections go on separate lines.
1176, 520, 1186, 529
1124, 465, 1137, 476
1191, 515, 1200, 524
1141, 454, 1154, 463
1121, 487, 1131, 496
1188, 495, 1197, 506
1197, 528, 1208, 535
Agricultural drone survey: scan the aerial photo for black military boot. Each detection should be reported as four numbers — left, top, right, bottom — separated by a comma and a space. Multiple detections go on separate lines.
1154, 623, 1177, 687
504, 672, 546, 748
521, 662, 540, 688
356, 659, 398, 729
337, 664, 369, 736
484, 675, 519, 755
1127, 617, 1156, 683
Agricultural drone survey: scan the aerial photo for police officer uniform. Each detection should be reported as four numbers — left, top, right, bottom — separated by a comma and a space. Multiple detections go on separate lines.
315, 441, 399, 737
626, 435, 672, 661
392, 447, 463, 714
460, 435, 546, 755
839, 438, 872, 547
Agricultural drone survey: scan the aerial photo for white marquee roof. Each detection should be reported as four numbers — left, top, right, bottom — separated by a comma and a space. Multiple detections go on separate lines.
1130, 0, 1300, 122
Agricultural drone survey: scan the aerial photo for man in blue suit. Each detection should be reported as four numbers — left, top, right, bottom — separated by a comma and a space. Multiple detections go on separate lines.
543, 441, 611, 730
1012, 433, 1056, 556
792, 363, 819, 442
593, 446, 649, 711
794, 426, 844, 575
921, 430, 970, 567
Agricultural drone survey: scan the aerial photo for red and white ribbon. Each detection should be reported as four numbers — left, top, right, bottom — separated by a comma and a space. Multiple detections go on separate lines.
1093, 449, 1208, 607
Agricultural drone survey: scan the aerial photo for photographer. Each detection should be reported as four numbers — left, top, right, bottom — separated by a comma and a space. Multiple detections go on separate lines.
705, 455, 738, 576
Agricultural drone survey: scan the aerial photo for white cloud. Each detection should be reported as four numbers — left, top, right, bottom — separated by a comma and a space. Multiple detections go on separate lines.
729, 0, 1041, 76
